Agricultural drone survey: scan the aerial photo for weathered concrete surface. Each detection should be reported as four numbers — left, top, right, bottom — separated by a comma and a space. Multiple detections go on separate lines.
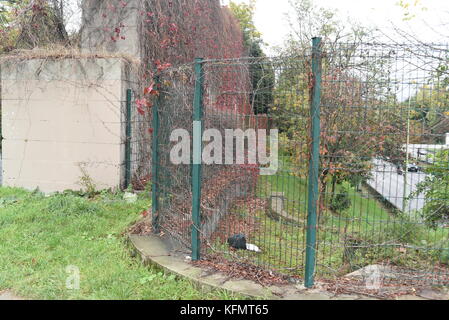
81, 0, 143, 59
201, 181, 254, 240
416, 288, 449, 300
269, 192, 303, 225
129, 234, 449, 300
396, 294, 427, 300
1, 58, 132, 193
0, 291, 24, 300
129, 234, 376, 300
346, 264, 398, 280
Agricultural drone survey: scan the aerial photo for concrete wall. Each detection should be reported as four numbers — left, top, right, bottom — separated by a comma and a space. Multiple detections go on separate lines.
80, 0, 143, 59
80, 0, 154, 185
1, 58, 131, 193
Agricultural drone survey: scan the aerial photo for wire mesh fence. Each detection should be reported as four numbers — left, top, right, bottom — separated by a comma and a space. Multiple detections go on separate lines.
315, 42, 449, 287
197, 55, 312, 281
125, 89, 153, 192
150, 40, 449, 289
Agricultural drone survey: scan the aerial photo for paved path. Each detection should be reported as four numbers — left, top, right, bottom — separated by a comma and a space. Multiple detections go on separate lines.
0, 291, 23, 300
130, 234, 449, 300
367, 159, 427, 214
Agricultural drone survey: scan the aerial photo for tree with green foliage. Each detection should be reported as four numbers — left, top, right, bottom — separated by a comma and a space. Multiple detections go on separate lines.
406, 84, 449, 144
413, 149, 449, 228
394, 1, 449, 145
228, 0, 261, 48
273, 0, 403, 215
229, 0, 274, 114
285, 0, 372, 51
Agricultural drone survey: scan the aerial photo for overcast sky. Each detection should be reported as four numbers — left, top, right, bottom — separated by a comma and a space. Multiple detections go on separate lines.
222, 0, 449, 52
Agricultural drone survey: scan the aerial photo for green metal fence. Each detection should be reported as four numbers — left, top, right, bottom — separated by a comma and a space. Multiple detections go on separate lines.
124, 88, 153, 192
151, 39, 449, 289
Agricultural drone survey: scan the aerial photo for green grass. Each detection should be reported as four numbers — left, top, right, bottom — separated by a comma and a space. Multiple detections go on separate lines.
0, 187, 241, 300
218, 166, 449, 278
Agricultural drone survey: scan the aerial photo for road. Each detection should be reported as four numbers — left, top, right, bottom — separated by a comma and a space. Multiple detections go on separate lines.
367, 159, 427, 213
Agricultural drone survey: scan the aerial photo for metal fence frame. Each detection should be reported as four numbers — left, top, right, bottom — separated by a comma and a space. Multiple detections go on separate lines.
149, 38, 449, 288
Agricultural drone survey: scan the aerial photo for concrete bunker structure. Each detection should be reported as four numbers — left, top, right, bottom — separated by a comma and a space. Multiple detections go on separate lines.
0, 1, 144, 193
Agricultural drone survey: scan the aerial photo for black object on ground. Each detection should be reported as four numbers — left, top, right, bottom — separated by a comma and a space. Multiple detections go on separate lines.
228, 234, 247, 250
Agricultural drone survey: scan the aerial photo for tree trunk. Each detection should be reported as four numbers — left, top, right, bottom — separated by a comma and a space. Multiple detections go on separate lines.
331, 175, 337, 201
318, 175, 327, 223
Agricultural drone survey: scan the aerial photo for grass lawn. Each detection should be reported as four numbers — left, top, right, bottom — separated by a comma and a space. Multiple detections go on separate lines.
0, 187, 241, 300
213, 165, 449, 278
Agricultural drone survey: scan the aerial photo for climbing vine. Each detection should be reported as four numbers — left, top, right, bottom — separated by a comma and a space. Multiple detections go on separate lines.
96, 0, 247, 114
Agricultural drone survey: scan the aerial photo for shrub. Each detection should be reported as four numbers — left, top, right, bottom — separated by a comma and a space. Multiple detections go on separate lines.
330, 191, 352, 214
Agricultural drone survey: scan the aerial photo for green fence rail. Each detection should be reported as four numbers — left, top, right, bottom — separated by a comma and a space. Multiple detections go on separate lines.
192, 58, 205, 261
304, 37, 322, 287
152, 77, 161, 234
125, 89, 133, 189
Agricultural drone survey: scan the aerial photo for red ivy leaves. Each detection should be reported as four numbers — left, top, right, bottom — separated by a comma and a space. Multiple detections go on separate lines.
143, 83, 154, 95
141, 209, 149, 217
143, 82, 159, 96
136, 98, 153, 115
136, 105, 145, 115
154, 60, 172, 73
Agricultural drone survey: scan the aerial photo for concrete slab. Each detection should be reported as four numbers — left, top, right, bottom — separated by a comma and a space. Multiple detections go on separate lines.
417, 288, 449, 300
128, 234, 381, 300
269, 192, 303, 225
396, 295, 427, 300
130, 234, 449, 300
222, 280, 268, 298
345, 264, 397, 279
283, 292, 332, 300
330, 294, 362, 300
0, 291, 23, 300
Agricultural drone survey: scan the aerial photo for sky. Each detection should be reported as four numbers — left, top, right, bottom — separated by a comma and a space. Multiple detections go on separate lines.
221, 0, 449, 52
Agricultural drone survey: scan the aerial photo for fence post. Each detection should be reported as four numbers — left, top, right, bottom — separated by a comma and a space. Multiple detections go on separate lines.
305, 37, 322, 288
152, 76, 161, 233
125, 89, 132, 189
192, 58, 204, 261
